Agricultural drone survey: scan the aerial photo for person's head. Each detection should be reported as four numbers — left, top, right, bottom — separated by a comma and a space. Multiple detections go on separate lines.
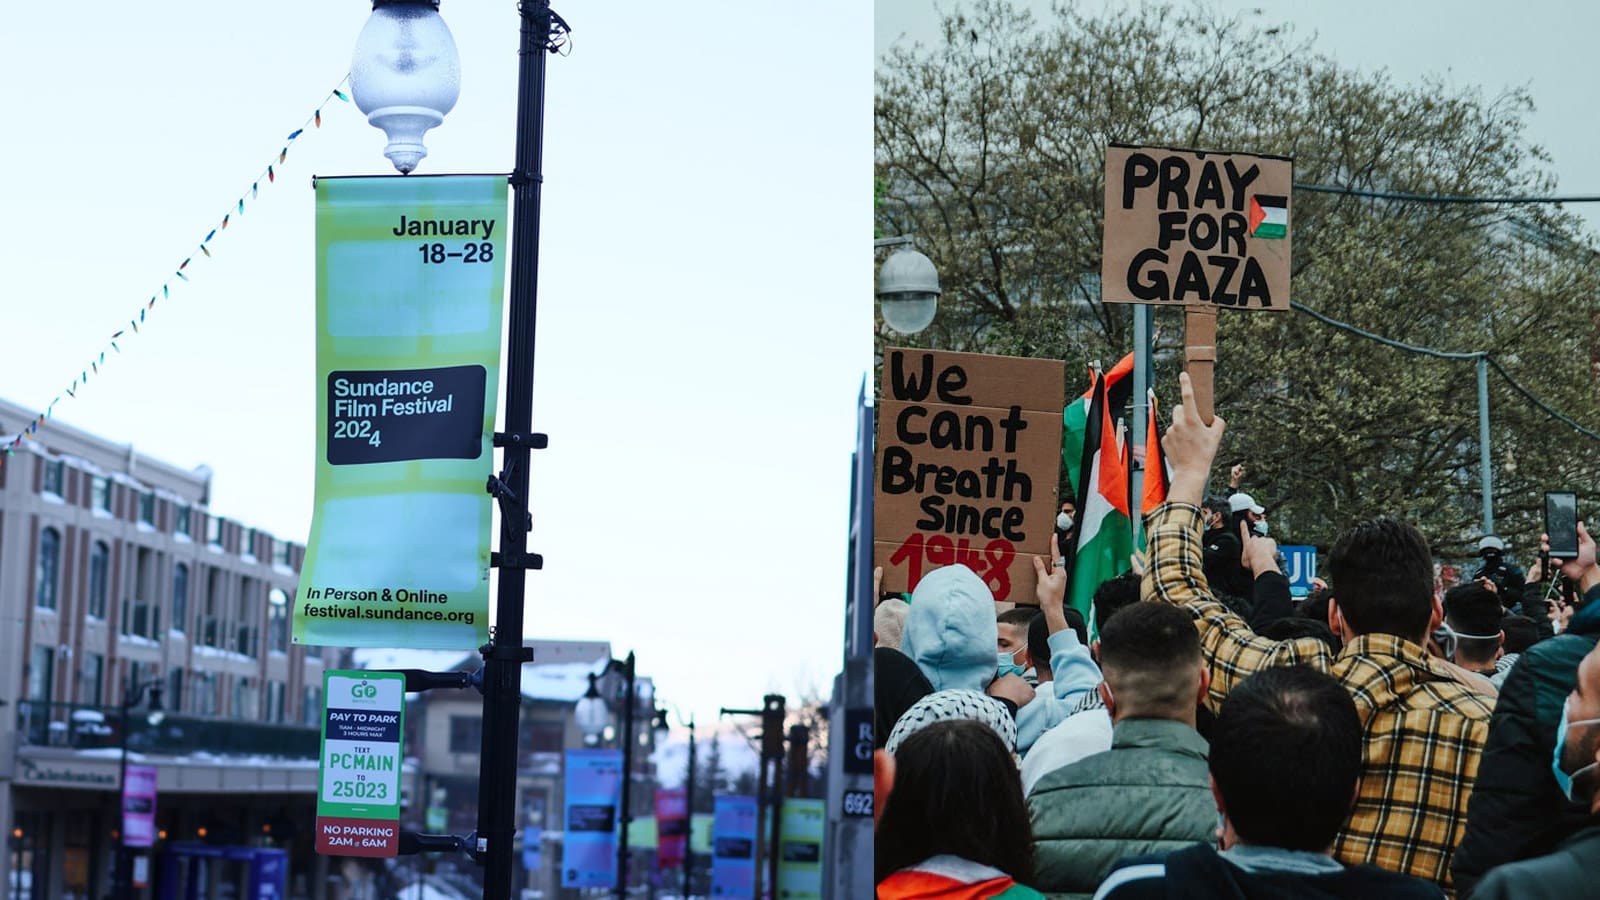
1202, 495, 1230, 530
1229, 492, 1267, 534
875, 719, 1036, 882
875, 598, 911, 650
1095, 602, 1207, 725
996, 608, 1037, 674
884, 689, 1017, 757
1503, 615, 1540, 655
1058, 499, 1076, 532
1478, 534, 1506, 564
900, 565, 999, 692
1259, 616, 1340, 654
1553, 642, 1600, 811
1325, 518, 1440, 646
1443, 583, 1504, 669
1091, 571, 1143, 645
1209, 666, 1362, 852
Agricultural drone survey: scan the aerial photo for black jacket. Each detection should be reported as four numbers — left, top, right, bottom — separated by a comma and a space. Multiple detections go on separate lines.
1468, 821, 1600, 900
1450, 585, 1600, 894
1097, 844, 1443, 899
874, 647, 933, 749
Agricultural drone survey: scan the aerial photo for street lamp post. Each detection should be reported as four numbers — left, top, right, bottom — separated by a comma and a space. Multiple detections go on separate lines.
348, 3, 570, 899
116, 679, 162, 900
874, 236, 941, 335
575, 653, 638, 899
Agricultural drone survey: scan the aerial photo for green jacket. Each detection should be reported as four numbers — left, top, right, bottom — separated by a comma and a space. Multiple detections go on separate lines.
1027, 718, 1214, 899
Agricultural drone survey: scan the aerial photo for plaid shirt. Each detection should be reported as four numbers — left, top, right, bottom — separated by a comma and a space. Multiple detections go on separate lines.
1143, 502, 1494, 894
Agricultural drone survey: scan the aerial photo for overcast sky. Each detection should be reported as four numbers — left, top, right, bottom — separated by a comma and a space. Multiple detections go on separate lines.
1, 2, 871, 732
878, 0, 1600, 237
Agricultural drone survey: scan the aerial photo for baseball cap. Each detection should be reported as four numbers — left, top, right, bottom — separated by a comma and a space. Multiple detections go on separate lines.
1229, 493, 1265, 515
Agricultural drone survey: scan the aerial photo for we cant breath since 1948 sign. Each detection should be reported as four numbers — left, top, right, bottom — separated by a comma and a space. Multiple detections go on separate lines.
1101, 144, 1292, 310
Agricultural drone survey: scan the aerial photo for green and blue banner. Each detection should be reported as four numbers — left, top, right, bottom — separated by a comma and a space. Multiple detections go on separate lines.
562, 749, 623, 889
294, 175, 508, 650
778, 798, 825, 899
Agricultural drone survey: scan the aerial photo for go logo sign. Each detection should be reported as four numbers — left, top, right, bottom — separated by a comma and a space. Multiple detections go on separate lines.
352, 682, 378, 700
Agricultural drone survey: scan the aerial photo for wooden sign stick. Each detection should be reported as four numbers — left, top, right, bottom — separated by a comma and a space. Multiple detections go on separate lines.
1184, 305, 1218, 425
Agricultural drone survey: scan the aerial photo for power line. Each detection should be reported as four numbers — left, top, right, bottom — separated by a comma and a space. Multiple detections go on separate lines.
1295, 183, 1600, 205
1288, 301, 1600, 443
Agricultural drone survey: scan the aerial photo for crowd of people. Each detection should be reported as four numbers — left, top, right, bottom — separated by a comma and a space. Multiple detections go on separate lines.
873, 373, 1600, 899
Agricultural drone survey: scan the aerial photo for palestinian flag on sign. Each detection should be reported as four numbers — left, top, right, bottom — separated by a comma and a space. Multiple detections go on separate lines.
1249, 194, 1288, 239
1066, 367, 1134, 631
1062, 353, 1134, 501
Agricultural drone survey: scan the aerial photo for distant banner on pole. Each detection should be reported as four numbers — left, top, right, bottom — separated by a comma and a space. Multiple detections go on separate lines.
562, 750, 623, 889
122, 764, 158, 849
656, 788, 688, 869
710, 795, 758, 900
294, 174, 508, 650
777, 798, 825, 900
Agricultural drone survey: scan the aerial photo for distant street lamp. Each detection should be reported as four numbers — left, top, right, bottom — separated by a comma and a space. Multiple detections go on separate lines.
575, 653, 638, 900
116, 679, 163, 900
350, 0, 462, 174
875, 236, 941, 335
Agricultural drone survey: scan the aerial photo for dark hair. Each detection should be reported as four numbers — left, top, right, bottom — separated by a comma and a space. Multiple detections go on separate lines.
875, 720, 1035, 883
1327, 518, 1435, 641
1027, 607, 1087, 675
997, 608, 1038, 629
1502, 615, 1541, 655
1260, 616, 1340, 653
1444, 583, 1503, 663
1210, 666, 1362, 852
1092, 571, 1143, 636
1097, 602, 1202, 716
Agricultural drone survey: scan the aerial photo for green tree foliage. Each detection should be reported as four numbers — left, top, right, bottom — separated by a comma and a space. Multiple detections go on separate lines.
876, 0, 1600, 556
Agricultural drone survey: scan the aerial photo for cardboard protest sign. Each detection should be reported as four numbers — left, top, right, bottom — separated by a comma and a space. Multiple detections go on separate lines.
1101, 144, 1292, 310
876, 348, 1065, 604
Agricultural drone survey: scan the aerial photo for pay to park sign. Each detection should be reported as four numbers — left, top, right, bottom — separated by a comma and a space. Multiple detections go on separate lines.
1101, 144, 1292, 309
315, 671, 405, 858
294, 175, 509, 650
876, 348, 1065, 604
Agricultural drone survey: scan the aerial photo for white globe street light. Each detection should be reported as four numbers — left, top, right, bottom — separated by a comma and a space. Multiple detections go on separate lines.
349, 0, 462, 174
876, 246, 941, 334
574, 674, 612, 743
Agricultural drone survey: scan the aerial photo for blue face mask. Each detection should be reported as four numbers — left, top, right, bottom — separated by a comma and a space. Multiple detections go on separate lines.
1551, 697, 1600, 802
997, 651, 1025, 679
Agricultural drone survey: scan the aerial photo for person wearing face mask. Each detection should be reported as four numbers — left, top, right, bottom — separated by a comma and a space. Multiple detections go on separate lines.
1452, 522, 1600, 894
1469, 641, 1600, 899
998, 608, 1041, 685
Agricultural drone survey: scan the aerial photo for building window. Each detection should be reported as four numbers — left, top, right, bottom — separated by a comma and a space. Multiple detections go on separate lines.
42, 459, 64, 497
234, 678, 258, 719
138, 492, 155, 526
206, 516, 225, 547
268, 589, 289, 653
202, 569, 223, 647
449, 716, 482, 753
35, 527, 61, 610
91, 476, 111, 513
168, 669, 184, 714
272, 539, 292, 567
88, 541, 110, 619
525, 720, 565, 753
175, 505, 192, 539
302, 686, 323, 726
193, 672, 217, 716
29, 646, 54, 701
266, 681, 286, 723
172, 563, 189, 635
242, 528, 258, 559
80, 653, 104, 706
237, 579, 259, 658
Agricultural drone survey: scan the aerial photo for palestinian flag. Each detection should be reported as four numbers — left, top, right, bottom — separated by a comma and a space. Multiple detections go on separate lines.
1140, 388, 1169, 516
1249, 194, 1288, 239
1066, 368, 1134, 631
876, 857, 1046, 900
1062, 353, 1134, 500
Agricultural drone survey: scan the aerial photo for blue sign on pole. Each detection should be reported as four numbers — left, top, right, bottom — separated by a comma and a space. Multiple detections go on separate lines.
562, 749, 623, 888
1281, 545, 1318, 597
710, 795, 759, 899
523, 825, 543, 873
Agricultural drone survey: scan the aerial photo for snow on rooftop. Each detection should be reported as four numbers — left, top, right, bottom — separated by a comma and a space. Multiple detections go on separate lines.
348, 647, 608, 703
